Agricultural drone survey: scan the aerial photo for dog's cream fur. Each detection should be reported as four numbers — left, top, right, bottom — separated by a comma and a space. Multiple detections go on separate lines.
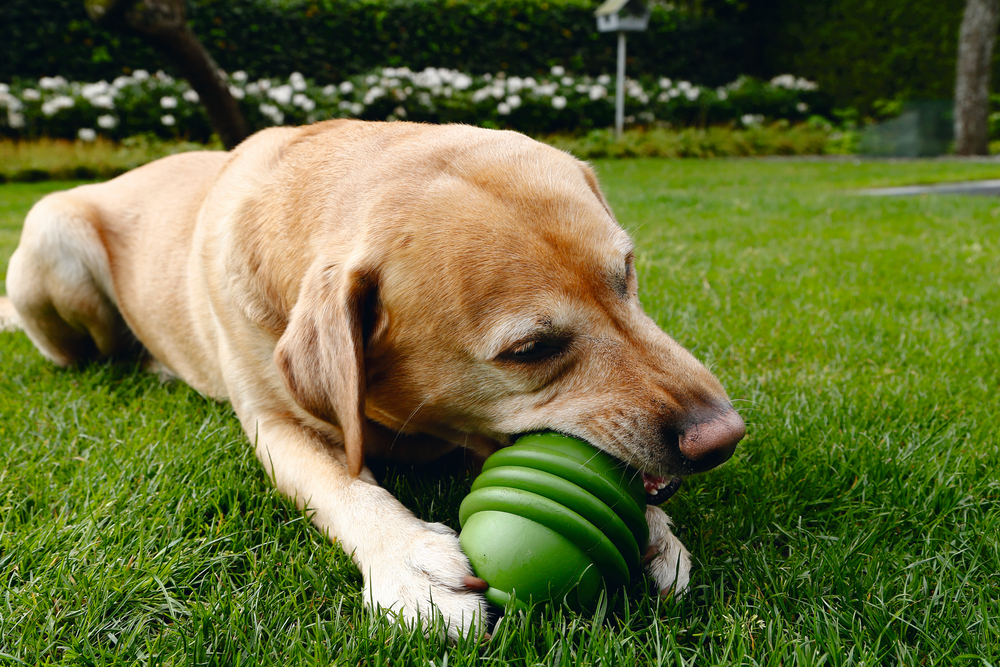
3, 120, 742, 639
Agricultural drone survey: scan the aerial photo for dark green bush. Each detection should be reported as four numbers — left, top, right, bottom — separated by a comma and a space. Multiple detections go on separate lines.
1, 0, 987, 115
749, 0, 971, 115
1, 0, 746, 86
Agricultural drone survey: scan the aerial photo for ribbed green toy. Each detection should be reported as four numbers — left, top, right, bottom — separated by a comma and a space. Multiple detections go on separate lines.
458, 432, 648, 611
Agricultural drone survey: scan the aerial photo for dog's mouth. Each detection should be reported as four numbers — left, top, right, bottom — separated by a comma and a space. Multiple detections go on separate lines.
643, 473, 683, 505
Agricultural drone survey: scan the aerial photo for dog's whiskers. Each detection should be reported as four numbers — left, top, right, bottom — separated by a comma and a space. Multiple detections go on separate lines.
389, 396, 432, 452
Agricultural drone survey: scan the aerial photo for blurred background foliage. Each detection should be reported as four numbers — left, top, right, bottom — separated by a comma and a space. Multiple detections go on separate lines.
0, 0, 982, 117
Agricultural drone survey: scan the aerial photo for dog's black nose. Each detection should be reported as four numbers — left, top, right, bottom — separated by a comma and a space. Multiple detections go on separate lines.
678, 408, 745, 471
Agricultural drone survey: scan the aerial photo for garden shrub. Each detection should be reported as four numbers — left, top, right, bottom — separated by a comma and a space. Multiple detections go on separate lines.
0, 68, 822, 141
1, 0, 746, 88
2, 0, 972, 120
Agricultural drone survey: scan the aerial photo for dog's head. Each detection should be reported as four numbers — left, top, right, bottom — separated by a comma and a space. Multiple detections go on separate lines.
274, 125, 744, 492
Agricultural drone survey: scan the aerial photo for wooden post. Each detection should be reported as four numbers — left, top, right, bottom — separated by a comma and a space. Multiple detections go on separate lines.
616, 30, 626, 141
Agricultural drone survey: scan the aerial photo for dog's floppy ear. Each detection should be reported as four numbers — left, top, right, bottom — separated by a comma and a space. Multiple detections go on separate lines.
274, 263, 379, 477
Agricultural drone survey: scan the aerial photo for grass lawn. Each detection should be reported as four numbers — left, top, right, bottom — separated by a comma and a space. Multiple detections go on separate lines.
1, 158, 998, 665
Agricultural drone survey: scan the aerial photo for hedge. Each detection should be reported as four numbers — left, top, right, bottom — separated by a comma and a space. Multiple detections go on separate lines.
2, 0, 746, 88
750, 0, 973, 114
0, 0, 986, 115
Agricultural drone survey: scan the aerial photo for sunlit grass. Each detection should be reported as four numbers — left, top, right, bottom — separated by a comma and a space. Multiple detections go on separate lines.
0, 137, 220, 183
1, 158, 998, 665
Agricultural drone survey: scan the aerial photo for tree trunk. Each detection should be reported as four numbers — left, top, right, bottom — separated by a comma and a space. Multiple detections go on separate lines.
85, 0, 250, 149
955, 0, 1000, 155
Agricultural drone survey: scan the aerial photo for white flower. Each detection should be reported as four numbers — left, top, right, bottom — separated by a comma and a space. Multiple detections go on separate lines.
561, 76, 574, 86
657, 92, 670, 103
91, 94, 115, 109
589, 85, 607, 100
41, 95, 74, 116
78, 128, 96, 142
393, 106, 407, 118
183, 89, 200, 103
797, 102, 809, 113
0, 83, 9, 95
268, 85, 293, 105
365, 74, 378, 85
552, 95, 567, 110
293, 93, 315, 111
97, 114, 117, 129
350, 102, 364, 116
659, 78, 672, 89
453, 73, 473, 91
340, 81, 354, 94
2, 94, 22, 111
550, 65, 565, 77
684, 87, 700, 101
229, 85, 245, 100
132, 69, 149, 81
161, 114, 176, 126
497, 102, 511, 115
536, 82, 558, 97
677, 80, 691, 91
233, 70, 248, 82
112, 76, 131, 89
22, 89, 41, 101
716, 88, 728, 101
259, 103, 284, 124
507, 77, 523, 93
290, 72, 307, 91
741, 114, 764, 127
363, 86, 385, 105
322, 84, 337, 96
8, 112, 25, 128
160, 96, 177, 109
246, 82, 260, 95
257, 78, 271, 91
597, 74, 611, 86
39, 76, 67, 90
506, 95, 522, 109
81, 81, 110, 99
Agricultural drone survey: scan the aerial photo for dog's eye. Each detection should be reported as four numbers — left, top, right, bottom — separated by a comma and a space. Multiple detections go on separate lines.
503, 339, 565, 363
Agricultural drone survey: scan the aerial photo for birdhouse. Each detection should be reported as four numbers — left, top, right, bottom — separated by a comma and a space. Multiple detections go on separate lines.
595, 0, 651, 33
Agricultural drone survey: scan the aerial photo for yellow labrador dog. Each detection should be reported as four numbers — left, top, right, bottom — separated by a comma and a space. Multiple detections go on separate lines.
1, 120, 744, 639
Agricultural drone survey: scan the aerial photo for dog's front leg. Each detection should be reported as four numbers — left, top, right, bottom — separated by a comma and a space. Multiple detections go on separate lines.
252, 416, 488, 640
645, 505, 692, 597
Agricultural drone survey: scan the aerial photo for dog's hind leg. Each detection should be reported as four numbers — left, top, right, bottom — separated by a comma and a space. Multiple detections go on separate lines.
6, 193, 132, 366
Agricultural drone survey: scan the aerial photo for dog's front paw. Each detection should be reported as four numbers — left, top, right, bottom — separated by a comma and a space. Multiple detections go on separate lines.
645, 505, 692, 597
361, 520, 487, 641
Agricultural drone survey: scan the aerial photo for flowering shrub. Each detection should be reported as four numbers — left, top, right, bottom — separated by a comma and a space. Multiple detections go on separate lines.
0, 68, 821, 142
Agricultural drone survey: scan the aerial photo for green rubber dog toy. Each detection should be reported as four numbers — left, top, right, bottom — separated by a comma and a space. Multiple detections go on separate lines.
459, 432, 648, 611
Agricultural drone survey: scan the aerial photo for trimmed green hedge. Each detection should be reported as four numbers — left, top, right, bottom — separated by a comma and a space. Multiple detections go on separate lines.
2, 0, 746, 87
1, 0, 985, 114
745, 0, 988, 114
